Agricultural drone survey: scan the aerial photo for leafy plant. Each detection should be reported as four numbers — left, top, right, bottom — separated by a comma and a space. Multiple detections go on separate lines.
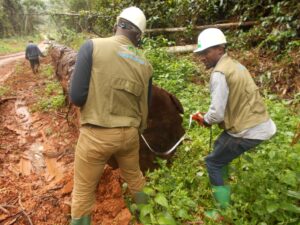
230, 0, 300, 56
35, 95, 65, 111
32, 63, 65, 112
45, 81, 62, 95
40, 64, 54, 78
55, 28, 91, 50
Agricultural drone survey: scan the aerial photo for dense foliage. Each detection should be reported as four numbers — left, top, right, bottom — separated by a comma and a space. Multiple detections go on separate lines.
125, 39, 300, 224
0, 0, 45, 37
0, 0, 23, 37
48, 0, 299, 54
229, 0, 300, 54
1, 0, 299, 54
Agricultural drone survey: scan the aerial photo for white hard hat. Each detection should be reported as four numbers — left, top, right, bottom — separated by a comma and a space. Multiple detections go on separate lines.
117, 6, 146, 33
194, 28, 227, 53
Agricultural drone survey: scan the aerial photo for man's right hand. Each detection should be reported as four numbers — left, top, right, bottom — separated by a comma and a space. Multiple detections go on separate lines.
192, 112, 211, 127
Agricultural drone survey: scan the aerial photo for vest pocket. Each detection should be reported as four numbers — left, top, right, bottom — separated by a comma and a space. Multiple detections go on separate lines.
245, 85, 266, 114
110, 78, 142, 118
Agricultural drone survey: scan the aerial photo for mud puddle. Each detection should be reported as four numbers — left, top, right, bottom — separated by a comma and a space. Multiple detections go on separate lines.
13, 99, 65, 181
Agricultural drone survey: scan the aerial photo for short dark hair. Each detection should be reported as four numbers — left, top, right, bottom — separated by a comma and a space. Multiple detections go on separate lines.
117, 18, 141, 34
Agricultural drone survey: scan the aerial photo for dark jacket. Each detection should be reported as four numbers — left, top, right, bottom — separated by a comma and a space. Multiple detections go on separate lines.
25, 43, 43, 60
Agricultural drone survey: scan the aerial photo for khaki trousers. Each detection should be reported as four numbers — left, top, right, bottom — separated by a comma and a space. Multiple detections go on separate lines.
71, 125, 145, 218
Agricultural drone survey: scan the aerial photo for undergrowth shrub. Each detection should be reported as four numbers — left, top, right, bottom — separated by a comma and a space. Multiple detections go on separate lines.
31, 64, 65, 111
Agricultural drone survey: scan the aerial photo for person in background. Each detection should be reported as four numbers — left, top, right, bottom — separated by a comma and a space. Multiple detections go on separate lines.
69, 6, 152, 225
192, 28, 276, 219
25, 41, 44, 74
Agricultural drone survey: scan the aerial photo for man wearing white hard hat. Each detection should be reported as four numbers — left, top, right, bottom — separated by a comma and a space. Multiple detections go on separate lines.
69, 6, 152, 225
192, 28, 276, 219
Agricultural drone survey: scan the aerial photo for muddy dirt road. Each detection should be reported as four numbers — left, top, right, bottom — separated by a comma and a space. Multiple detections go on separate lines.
0, 52, 25, 67
0, 54, 132, 224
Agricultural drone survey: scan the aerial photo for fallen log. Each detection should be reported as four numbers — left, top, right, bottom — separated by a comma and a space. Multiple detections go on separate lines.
145, 21, 258, 33
49, 44, 185, 172
165, 44, 197, 54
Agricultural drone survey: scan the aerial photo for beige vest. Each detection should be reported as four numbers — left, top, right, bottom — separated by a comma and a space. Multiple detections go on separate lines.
80, 35, 152, 132
213, 55, 269, 133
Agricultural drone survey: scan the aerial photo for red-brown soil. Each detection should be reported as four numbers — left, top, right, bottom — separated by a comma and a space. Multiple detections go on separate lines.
0, 57, 133, 224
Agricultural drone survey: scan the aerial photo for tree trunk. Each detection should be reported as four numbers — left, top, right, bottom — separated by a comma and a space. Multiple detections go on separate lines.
145, 21, 257, 33
165, 44, 197, 54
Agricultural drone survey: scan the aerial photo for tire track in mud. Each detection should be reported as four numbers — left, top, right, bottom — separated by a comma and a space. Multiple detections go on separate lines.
0, 52, 24, 67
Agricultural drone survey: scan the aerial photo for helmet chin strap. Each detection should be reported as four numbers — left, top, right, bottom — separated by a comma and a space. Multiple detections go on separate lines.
136, 34, 142, 47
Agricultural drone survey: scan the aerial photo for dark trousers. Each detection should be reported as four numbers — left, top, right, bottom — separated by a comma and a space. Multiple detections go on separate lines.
29, 58, 40, 73
205, 131, 263, 186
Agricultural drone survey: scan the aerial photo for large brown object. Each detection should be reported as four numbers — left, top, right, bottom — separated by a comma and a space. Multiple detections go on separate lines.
49, 44, 185, 172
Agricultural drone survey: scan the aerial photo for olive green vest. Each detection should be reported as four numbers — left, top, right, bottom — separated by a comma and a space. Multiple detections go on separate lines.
80, 35, 152, 132
213, 54, 269, 133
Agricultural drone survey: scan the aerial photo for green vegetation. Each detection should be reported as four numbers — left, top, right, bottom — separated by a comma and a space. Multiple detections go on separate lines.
31, 64, 65, 112
0, 86, 10, 97
34, 94, 65, 111
232, 0, 299, 55
0, 0, 45, 37
1, 0, 298, 56
55, 30, 92, 50
126, 40, 300, 224
40, 63, 54, 78
0, 35, 42, 55
47, 0, 299, 55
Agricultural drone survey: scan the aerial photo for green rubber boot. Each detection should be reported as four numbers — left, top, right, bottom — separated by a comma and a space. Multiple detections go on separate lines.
70, 215, 91, 225
204, 185, 230, 220
212, 185, 230, 209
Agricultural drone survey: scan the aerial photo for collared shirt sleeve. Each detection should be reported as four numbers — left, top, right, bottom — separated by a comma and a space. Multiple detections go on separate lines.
69, 40, 93, 107
204, 71, 229, 124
